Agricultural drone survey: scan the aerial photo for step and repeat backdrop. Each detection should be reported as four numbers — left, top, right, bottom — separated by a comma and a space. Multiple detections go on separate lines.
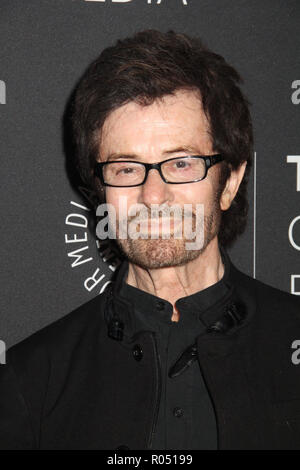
1, 0, 300, 349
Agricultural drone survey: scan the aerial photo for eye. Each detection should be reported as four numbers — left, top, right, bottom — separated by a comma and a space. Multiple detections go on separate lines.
174, 159, 191, 169
117, 166, 135, 174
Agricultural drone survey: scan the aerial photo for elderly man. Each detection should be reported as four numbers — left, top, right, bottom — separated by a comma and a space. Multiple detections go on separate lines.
1, 29, 300, 450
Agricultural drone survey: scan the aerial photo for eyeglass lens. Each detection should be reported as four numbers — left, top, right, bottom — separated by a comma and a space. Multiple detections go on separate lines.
103, 157, 206, 186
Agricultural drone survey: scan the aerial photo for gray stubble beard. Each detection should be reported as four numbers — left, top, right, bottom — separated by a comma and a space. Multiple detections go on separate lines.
115, 198, 222, 270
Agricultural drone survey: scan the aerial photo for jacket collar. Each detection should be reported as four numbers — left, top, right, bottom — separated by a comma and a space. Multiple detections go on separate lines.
105, 245, 256, 343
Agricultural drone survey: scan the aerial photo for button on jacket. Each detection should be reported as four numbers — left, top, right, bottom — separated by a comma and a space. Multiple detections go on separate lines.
1, 248, 300, 449
116, 252, 233, 449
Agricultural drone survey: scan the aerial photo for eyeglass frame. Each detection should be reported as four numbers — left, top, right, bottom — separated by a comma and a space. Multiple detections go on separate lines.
94, 154, 224, 187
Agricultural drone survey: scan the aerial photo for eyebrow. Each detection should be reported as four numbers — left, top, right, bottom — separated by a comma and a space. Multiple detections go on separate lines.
105, 146, 203, 162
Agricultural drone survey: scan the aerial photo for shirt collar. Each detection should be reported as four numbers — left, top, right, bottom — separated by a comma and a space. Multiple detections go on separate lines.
113, 245, 236, 329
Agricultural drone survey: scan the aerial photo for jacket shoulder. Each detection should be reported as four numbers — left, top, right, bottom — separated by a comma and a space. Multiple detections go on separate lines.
231, 264, 300, 325
7, 291, 108, 364
0, 291, 109, 449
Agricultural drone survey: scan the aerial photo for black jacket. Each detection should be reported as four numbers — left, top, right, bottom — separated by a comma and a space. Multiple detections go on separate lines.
1, 251, 300, 450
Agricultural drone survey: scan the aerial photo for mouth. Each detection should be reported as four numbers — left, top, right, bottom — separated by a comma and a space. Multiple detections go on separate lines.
135, 218, 184, 235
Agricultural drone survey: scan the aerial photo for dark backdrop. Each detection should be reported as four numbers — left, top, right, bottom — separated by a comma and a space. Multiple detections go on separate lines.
1, 0, 300, 348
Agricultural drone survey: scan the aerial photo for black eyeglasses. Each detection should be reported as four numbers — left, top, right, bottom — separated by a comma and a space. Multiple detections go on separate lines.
94, 154, 224, 187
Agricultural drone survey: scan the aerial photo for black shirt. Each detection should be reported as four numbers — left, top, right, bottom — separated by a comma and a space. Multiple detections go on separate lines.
117, 246, 232, 450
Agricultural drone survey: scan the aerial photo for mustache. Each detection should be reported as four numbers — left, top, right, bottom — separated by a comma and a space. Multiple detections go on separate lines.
124, 207, 195, 224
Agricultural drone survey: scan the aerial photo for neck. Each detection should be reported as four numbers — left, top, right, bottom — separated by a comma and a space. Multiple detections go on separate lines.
126, 237, 225, 322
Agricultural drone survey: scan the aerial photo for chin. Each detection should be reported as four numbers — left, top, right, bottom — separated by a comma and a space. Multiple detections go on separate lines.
116, 237, 204, 269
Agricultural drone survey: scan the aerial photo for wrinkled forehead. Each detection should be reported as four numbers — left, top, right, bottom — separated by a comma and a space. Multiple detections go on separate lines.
98, 89, 212, 160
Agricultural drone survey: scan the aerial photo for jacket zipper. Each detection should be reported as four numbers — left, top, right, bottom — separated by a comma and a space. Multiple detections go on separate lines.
147, 332, 162, 449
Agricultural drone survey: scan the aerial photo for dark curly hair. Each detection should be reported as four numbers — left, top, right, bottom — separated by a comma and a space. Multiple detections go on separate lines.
70, 29, 253, 248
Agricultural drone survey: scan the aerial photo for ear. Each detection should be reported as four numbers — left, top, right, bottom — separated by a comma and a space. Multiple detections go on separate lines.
220, 161, 247, 211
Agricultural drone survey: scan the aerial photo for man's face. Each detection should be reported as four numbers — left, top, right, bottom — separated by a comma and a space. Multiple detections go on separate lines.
97, 89, 224, 269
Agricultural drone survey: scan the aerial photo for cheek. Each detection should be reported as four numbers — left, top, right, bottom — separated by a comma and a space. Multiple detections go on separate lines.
173, 179, 215, 208
105, 188, 140, 218
105, 188, 118, 207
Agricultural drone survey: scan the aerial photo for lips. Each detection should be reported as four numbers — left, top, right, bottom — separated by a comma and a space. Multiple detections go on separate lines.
136, 218, 184, 236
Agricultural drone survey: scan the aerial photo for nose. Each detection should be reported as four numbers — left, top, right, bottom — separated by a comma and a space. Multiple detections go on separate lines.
139, 168, 174, 207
